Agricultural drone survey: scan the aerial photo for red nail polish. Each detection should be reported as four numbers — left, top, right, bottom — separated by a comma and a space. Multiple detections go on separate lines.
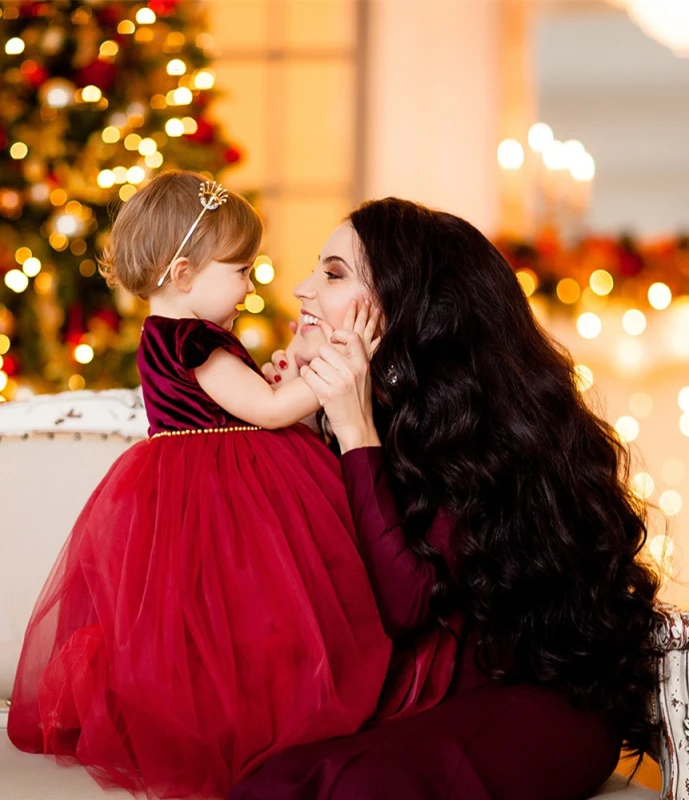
274, 375, 282, 383
279, 360, 288, 370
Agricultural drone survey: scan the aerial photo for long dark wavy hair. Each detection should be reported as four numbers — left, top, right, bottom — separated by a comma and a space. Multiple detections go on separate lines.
348, 197, 661, 758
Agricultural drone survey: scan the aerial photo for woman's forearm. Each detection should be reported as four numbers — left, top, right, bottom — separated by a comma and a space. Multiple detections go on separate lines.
340, 446, 444, 637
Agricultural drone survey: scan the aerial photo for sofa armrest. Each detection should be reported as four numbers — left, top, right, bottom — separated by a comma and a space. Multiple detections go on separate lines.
651, 605, 689, 800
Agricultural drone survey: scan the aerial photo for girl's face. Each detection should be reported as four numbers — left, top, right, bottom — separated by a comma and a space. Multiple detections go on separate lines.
292, 222, 376, 364
187, 259, 255, 329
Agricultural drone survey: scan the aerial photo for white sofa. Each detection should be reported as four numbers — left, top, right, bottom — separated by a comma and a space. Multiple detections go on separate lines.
0, 390, 684, 799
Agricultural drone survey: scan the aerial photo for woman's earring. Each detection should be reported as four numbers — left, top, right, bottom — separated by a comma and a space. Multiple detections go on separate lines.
387, 366, 398, 386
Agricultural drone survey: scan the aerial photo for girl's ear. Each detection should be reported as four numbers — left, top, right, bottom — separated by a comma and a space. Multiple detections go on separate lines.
170, 257, 194, 291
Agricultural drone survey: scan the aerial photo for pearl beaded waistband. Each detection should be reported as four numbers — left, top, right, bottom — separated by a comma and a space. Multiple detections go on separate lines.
150, 425, 262, 440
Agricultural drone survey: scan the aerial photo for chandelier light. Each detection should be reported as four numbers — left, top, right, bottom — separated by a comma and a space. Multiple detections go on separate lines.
612, 0, 689, 58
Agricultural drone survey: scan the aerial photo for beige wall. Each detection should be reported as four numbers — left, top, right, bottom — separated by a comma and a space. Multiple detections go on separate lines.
207, 0, 502, 315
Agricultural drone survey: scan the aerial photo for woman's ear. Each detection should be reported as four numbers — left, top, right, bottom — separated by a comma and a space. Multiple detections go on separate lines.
170, 257, 194, 291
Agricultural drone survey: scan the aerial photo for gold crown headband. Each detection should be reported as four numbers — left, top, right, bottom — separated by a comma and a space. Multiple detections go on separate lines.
157, 180, 229, 287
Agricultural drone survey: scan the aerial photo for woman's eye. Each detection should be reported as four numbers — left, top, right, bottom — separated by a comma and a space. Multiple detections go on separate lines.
325, 271, 341, 280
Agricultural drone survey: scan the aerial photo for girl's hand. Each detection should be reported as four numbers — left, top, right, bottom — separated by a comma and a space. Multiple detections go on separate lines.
300, 301, 381, 453
262, 322, 300, 388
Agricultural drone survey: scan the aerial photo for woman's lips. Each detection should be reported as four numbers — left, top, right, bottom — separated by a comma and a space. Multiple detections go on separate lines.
300, 311, 321, 333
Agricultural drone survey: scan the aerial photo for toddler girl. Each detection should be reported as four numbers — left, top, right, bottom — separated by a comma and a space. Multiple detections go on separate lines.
8, 171, 391, 798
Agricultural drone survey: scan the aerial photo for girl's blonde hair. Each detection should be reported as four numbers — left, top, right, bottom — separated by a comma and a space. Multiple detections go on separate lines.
99, 170, 263, 299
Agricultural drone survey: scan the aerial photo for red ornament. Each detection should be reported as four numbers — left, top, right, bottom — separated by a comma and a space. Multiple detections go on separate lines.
0, 125, 7, 150
96, 6, 123, 27
223, 146, 242, 165
75, 60, 118, 93
1, 354, 19, 376
91, 308, 121, 332
149, 0, 180, 16
65, 305, 86, 345
185, 118, 216, 144
23, 61, 49, 88
618, 249, 644, 277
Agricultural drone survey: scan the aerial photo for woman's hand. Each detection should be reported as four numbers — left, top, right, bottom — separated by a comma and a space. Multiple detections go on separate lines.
261, 322, 301, 388
300, 301, 382, 453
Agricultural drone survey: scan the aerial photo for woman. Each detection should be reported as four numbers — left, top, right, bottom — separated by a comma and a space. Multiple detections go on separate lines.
232, 198, 660, 800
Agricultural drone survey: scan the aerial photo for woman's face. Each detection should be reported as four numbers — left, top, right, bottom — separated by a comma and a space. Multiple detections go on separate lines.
292, 222, 375, 365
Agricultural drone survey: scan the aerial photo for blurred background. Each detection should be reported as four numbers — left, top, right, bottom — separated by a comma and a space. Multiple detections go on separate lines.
0, 0, 688, 610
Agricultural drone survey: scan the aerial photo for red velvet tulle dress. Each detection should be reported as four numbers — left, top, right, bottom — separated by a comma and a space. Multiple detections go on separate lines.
8, 315, 392, 799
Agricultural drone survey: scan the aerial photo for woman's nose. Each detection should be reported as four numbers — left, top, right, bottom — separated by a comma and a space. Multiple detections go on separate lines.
294, 274, 316, 300
247, 278, 255, 294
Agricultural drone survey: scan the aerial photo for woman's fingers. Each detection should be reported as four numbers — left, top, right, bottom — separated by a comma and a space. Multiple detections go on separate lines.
309, 356, 346, 385
364, 307, 380, 345
354, 300, 371, 339
342, 300, 357, 332
300, 365, 329, 403
289, 320, 298, 335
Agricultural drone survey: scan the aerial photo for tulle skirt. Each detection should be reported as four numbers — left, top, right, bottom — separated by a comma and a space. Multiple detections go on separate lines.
8, 425, 392, 798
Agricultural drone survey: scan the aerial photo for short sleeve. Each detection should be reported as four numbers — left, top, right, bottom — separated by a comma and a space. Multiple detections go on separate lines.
175, 318, 264, 377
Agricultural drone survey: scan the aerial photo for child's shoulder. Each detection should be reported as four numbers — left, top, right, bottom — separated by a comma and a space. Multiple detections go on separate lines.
143, 315, 257, 373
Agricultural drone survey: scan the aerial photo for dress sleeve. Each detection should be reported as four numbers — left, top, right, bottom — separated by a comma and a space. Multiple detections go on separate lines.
175, 318, 265, 376
339, 446, 454, 638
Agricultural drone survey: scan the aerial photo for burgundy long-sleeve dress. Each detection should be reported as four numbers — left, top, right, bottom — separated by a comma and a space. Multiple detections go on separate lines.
230, 446, 621, 800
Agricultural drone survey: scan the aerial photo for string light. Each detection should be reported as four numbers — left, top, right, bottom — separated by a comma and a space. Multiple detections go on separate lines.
622, 309, 646, 336
659, 490, 682, 517
556, 278, 580, 304
678, 386, 689, 413
165, 118, 185, 137
136, 7, 156, 24
254, 258, 275, 285
5, 269, 29, 293
10, 142, 28, 159
124, 133, 142, 150
181, 117, 198, 134
102, 125, 121, 143
614, 415, 640, 442
632, 472, 655, 500
138, 137, 157, 156
82, 85, 102, 102
193, 69, 215, 90
167, 58, 187, 76
574, 364, 594, 392
5, 37, 25, 55
22, 257, 41, 277
680, 414, 689, 438
497, 139, 524, 170
245, 295, 266, 314
516, 269, 537, 297
119, 184, 137, 202
576, 312, 602, 339
74, 344, 94, 364
97, 169, 116, 188
527, 122, 554, 153
589, 270, 614, 296
15, 247, 31, 264
648, 282, 672, 310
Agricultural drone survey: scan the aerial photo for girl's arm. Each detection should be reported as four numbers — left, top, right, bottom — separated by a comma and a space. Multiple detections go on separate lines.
339, 445, 454, 638
195, 348, 319, 429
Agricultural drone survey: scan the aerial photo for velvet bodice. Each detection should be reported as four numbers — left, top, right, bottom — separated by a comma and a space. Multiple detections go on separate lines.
137, 315, 265, 437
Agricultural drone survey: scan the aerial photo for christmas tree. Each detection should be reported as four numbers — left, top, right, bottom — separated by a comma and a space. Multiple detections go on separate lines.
0, 0, 283, 400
